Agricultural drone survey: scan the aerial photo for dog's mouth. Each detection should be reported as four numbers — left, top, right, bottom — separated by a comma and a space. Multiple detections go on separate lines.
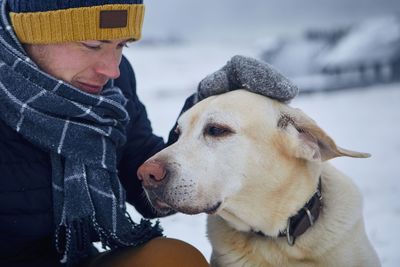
204, 201, 222, 215
149, 194, 222, 215
145, 187, 223, 215
144, 190, 174, 215
154, 198, 172, 209
170, 201, 222, 215
148, 198, 174, 216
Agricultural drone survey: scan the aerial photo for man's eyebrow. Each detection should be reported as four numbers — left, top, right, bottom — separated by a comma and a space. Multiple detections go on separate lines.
99, 38, 135, 44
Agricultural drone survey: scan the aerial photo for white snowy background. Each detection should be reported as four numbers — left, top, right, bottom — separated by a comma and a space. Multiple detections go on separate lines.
121, 1, 400, 266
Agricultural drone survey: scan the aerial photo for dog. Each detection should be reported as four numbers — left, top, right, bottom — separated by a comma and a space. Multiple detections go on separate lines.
137, 90, 380, 267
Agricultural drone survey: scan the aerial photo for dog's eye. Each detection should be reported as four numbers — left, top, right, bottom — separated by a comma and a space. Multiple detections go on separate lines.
204, 124, 233, 137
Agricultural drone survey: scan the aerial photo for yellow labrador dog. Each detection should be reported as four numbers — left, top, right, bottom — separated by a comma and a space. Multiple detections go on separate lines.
138, 90, 380, 267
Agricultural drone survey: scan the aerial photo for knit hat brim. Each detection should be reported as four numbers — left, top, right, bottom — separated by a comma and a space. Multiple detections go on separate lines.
10, 4, 145, 44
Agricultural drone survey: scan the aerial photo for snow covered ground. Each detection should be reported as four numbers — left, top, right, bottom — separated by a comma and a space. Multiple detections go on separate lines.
123, 42, 400, 266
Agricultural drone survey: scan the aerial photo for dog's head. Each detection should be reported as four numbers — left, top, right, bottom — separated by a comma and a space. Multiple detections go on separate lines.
137, 90, 369, 220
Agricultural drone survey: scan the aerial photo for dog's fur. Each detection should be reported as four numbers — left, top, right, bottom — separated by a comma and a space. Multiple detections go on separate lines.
139, 90, 380, 267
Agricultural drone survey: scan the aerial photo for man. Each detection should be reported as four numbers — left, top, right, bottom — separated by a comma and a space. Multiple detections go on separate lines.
0, 0, 298, 266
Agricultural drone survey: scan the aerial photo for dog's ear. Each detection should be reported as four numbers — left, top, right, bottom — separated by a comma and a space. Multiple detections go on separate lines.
278, 109, 370, 162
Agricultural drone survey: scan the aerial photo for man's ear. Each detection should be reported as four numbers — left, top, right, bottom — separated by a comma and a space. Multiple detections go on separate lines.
278, 108, 371, 162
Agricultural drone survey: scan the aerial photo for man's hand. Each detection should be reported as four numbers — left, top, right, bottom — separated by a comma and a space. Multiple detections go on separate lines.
197, 55, 298, 102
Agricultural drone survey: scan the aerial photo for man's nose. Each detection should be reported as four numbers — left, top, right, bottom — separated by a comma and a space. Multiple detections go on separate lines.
95, 52, 121, 80
137, 160, 168, 188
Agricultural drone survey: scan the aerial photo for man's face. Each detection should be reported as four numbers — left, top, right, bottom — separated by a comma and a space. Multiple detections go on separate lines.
24, 38, 131, 94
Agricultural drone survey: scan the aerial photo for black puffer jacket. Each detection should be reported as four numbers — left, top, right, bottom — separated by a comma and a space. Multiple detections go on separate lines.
0, 56, 166, 267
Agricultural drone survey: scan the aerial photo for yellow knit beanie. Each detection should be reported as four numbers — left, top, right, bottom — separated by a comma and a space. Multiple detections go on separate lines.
7, 0, 145, 44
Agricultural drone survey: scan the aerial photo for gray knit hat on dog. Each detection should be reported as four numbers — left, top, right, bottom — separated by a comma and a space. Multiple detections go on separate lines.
197, 55, 299, 102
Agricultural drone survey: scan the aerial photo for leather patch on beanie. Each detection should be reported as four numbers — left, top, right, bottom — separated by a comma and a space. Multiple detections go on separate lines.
100, 10, 128, 28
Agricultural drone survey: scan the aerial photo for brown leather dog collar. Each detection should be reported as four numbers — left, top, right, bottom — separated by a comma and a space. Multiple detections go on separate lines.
253, 179, 322, 246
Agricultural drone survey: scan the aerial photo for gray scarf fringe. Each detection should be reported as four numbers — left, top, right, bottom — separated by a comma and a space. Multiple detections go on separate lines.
0, 0, 162, 265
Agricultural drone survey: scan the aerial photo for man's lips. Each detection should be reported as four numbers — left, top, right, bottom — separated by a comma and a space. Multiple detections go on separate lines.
75, 81, 104, 94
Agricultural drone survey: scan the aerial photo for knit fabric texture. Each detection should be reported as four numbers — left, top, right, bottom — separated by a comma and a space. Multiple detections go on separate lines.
7, 0, 145, 44
197, 55, 299, 103
0, 1, 162, 266
8, 0, 144, 12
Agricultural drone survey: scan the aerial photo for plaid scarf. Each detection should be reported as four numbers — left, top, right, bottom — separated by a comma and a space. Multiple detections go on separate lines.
0, 1, 162, 265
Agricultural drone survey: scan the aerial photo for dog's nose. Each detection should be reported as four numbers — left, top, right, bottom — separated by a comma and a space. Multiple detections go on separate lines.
137, 160, 167, 187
